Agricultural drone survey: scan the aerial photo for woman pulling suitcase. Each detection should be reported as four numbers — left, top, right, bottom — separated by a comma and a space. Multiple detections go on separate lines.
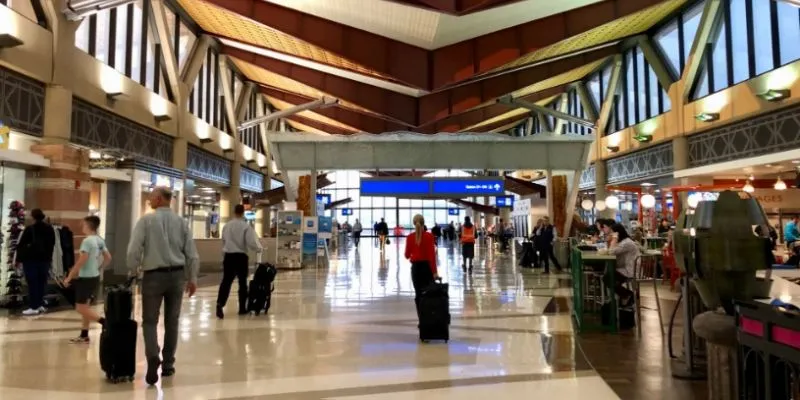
405, 214, 450, 342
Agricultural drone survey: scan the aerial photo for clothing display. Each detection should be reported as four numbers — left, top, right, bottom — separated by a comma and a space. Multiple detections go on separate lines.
1, 200, 25, 308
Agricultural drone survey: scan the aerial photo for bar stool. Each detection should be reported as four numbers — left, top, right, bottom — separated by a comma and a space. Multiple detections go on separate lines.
625, 255, 664, 336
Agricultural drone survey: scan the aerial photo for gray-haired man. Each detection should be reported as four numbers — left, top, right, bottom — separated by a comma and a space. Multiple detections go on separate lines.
127, 187, 199, 385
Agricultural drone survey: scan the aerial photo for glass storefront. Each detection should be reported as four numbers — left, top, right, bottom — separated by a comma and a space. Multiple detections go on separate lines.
318, 170, 469, 235
183, 183, 221, 239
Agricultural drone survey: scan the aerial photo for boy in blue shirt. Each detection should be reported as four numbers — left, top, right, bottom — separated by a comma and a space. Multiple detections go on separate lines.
64, 216, 112, 343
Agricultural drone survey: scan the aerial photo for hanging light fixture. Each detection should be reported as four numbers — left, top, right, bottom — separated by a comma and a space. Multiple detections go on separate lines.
641, 194, 656, 209
687, 193, 701, 209
595, 199, 607, 211
775, 177, 787, 191
743, 182, 755, 193
581, 198, 594, 210
605, 195, 620, 210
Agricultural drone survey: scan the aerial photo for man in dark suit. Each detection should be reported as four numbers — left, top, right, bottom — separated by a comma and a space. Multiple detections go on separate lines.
538, 217, 562, 274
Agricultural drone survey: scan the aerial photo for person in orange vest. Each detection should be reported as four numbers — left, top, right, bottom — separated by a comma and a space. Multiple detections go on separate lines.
461, 216, 476, 273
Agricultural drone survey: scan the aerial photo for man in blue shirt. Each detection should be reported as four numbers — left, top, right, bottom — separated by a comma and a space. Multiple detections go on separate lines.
786, 217, 800, 248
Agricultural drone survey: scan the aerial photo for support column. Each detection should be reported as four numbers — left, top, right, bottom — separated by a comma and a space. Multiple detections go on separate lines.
220, 163, 242, 232
309, 170, 318, 217
595, 160, 612, 218
26, 145, 91, 240
673, 136, 690, 217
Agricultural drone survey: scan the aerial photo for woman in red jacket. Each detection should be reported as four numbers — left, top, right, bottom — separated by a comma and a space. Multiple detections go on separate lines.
405, 214, 438, 313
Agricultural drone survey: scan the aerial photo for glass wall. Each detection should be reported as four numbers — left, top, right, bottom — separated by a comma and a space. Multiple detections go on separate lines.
562, 88, 591, 135
187, 46, 226, 132
607, 46, 672, 134
318, 170, 468, 235
585, 62, 614, 115
74, 1, 174, 99
239, 90, 265, 153
691, 0, 800, 99
654, 1, 704, 81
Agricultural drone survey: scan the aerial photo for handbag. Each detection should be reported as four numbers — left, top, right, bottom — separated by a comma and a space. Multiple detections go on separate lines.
385, 238, 391, 245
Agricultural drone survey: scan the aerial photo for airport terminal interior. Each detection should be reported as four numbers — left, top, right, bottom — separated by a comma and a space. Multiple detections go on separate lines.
2, 0, 800, 398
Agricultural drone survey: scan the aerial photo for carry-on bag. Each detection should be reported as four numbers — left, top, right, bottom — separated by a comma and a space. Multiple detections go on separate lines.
99, 278, 137, 383
418, 278, 450, 343
247, 255, 277, 315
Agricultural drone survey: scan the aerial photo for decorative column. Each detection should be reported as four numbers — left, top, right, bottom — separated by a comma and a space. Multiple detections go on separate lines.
595, 160, 612, 218
219, 163, 242, 233
297, 174, 311, 216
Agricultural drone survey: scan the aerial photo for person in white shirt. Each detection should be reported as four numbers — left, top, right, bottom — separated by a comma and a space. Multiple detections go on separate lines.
607, 223, 638, 306
216, 204, 263, 319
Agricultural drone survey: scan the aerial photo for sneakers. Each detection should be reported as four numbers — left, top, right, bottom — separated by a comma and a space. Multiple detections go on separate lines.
38, 306, 46, 314
69, 336, 90, 344
21, 308, 40, 316
161, 366, 176, 377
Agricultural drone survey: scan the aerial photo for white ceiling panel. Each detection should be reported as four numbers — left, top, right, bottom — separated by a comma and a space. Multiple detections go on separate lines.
264, 0, 605, 49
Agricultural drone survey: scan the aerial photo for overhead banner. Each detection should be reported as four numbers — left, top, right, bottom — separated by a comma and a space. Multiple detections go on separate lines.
360, 177, 504, 198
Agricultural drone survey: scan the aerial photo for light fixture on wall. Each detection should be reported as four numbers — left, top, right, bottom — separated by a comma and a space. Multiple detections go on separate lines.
154, 114, 171, 123
605, 195, 620, 210
743, 182, 755, 193
757, 89, 791, 102
199, 137, 213, 144
775, 177, 788, 191
641, 194, 656, 209
633, 134, 653, 143
606, 145, 620, 153
105, 91, 123, 101
223, 147, 234, 154
581, 198, 594, 211
695, 112, 720, 122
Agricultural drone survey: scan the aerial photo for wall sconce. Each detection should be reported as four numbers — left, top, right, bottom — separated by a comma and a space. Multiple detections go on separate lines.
757, 89, 791, 102
633, 134, 652, 143
695, 112, 719, 122
154, 114, 171, 123
199, 138, 213, 144
223, 148, 234, 154
105, 91, 123, 101
0, 33, 23, 49
606, 145, 619, 152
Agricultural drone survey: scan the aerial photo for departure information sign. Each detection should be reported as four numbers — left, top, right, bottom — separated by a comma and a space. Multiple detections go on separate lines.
360, 177, 504, 198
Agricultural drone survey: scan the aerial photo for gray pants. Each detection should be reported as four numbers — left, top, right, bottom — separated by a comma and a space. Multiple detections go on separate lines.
141, 270, 185, 368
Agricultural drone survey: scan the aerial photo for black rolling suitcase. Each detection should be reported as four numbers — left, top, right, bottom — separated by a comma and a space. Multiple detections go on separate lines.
247, 260, 277, 315
418, 278, 450, 343
99, 279, 137, 383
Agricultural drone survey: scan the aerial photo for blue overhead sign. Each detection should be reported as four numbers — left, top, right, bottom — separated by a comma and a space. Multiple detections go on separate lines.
360, 177, 504, 197
431, 179, 504, 196
341, 208, 353, 216
495, 196, 515, 208
316, 194, 331, 205
360, 178, 433, 196
448, 208, 460, 216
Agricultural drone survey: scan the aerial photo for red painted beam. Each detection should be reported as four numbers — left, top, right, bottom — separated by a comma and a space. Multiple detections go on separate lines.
419, 46, 614, 125
204, 0, 429, 90
224, 46, 418, 127
260, 87, 409, 134
430, 0, 663, 88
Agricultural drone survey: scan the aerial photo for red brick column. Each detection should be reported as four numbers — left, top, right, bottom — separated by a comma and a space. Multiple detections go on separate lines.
25, 144, 91, 247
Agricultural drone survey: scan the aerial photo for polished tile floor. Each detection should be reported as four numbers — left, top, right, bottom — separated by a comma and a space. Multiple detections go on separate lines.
0, 239, 621, 399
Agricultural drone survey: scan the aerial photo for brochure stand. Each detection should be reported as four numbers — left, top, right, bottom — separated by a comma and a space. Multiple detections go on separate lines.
275, 210, 303, 270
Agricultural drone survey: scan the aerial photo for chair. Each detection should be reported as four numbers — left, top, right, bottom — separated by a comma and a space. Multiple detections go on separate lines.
625, 254, 664, 336
661, 247, 680, 291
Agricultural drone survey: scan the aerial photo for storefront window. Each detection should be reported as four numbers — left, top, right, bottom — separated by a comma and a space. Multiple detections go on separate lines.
184, 184, 221, 239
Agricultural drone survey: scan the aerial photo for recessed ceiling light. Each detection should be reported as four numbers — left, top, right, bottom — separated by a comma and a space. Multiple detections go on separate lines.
766, 164, 773, 167
793, 160, 800, 164
641, 182, 654, 186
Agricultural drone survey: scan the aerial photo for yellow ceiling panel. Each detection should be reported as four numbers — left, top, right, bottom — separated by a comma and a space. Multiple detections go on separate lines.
177, 0, 391, 80
266, 96, 361, 133
230, 57, 381, 117
461, 94, 561, 131
512, 58, 608, 98
491, 0, 688, 74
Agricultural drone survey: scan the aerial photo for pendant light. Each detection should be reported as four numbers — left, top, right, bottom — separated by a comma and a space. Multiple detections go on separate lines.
775, 177, 787, 191
641, 194, 656, 209
743, 182, 755, 193
605, 195, 620, 210
581, 199, 594, 210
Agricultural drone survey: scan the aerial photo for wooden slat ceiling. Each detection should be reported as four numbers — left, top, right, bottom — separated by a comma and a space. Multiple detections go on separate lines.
177, 0, 686, 134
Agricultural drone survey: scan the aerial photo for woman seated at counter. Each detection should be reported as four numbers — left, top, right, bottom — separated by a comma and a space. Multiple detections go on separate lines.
605, 223, 637, 307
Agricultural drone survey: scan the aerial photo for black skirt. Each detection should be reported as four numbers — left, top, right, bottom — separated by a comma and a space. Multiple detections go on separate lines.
462, 243, 475, 259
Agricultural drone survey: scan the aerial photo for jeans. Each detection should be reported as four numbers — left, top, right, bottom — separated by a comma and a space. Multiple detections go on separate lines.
411, 261, 434, 320
603, 270, 633, 300
216, 253, 249, 312
23, 261, 49, 309
141, 269, 185, 368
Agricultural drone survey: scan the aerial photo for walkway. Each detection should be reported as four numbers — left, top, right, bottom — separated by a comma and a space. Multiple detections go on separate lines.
0, 240, 620, 399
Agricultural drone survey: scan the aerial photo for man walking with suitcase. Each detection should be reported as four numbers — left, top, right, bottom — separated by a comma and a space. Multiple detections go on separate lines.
127, 187, 199, 386
216, 204, 262, 319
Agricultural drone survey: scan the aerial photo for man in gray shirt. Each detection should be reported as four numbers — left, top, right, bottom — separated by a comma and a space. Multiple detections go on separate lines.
216, 204, 262, 319
127, 187, 199, 386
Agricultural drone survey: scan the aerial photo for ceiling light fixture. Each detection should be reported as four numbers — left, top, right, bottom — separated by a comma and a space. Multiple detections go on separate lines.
743, 182, 755, 193
695, 112, 719, 122
605, 195, 620, 210
775, 177, 788, 191
757, 88, 791, 102
641, 194, 656, 209
581, 199, 594, 211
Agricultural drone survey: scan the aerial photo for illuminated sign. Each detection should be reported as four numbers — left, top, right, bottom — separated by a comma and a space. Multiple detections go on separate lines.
360, 177, 504, 197
448, 208, 460, 216
341, 208, 353, 216
316, 194, 331, 205
495, 196, 515, 208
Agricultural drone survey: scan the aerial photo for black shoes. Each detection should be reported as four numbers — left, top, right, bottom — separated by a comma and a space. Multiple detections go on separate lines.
238, 310, 248, 316
216, 305, 224, 320
145, 358, 161, 385
161, 366, 176, 378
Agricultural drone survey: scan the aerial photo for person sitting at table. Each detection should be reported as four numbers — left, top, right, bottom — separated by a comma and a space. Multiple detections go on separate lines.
606, 223, 637, 306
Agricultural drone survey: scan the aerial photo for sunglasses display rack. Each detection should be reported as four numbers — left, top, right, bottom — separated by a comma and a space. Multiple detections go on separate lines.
1, 200, 24, 308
